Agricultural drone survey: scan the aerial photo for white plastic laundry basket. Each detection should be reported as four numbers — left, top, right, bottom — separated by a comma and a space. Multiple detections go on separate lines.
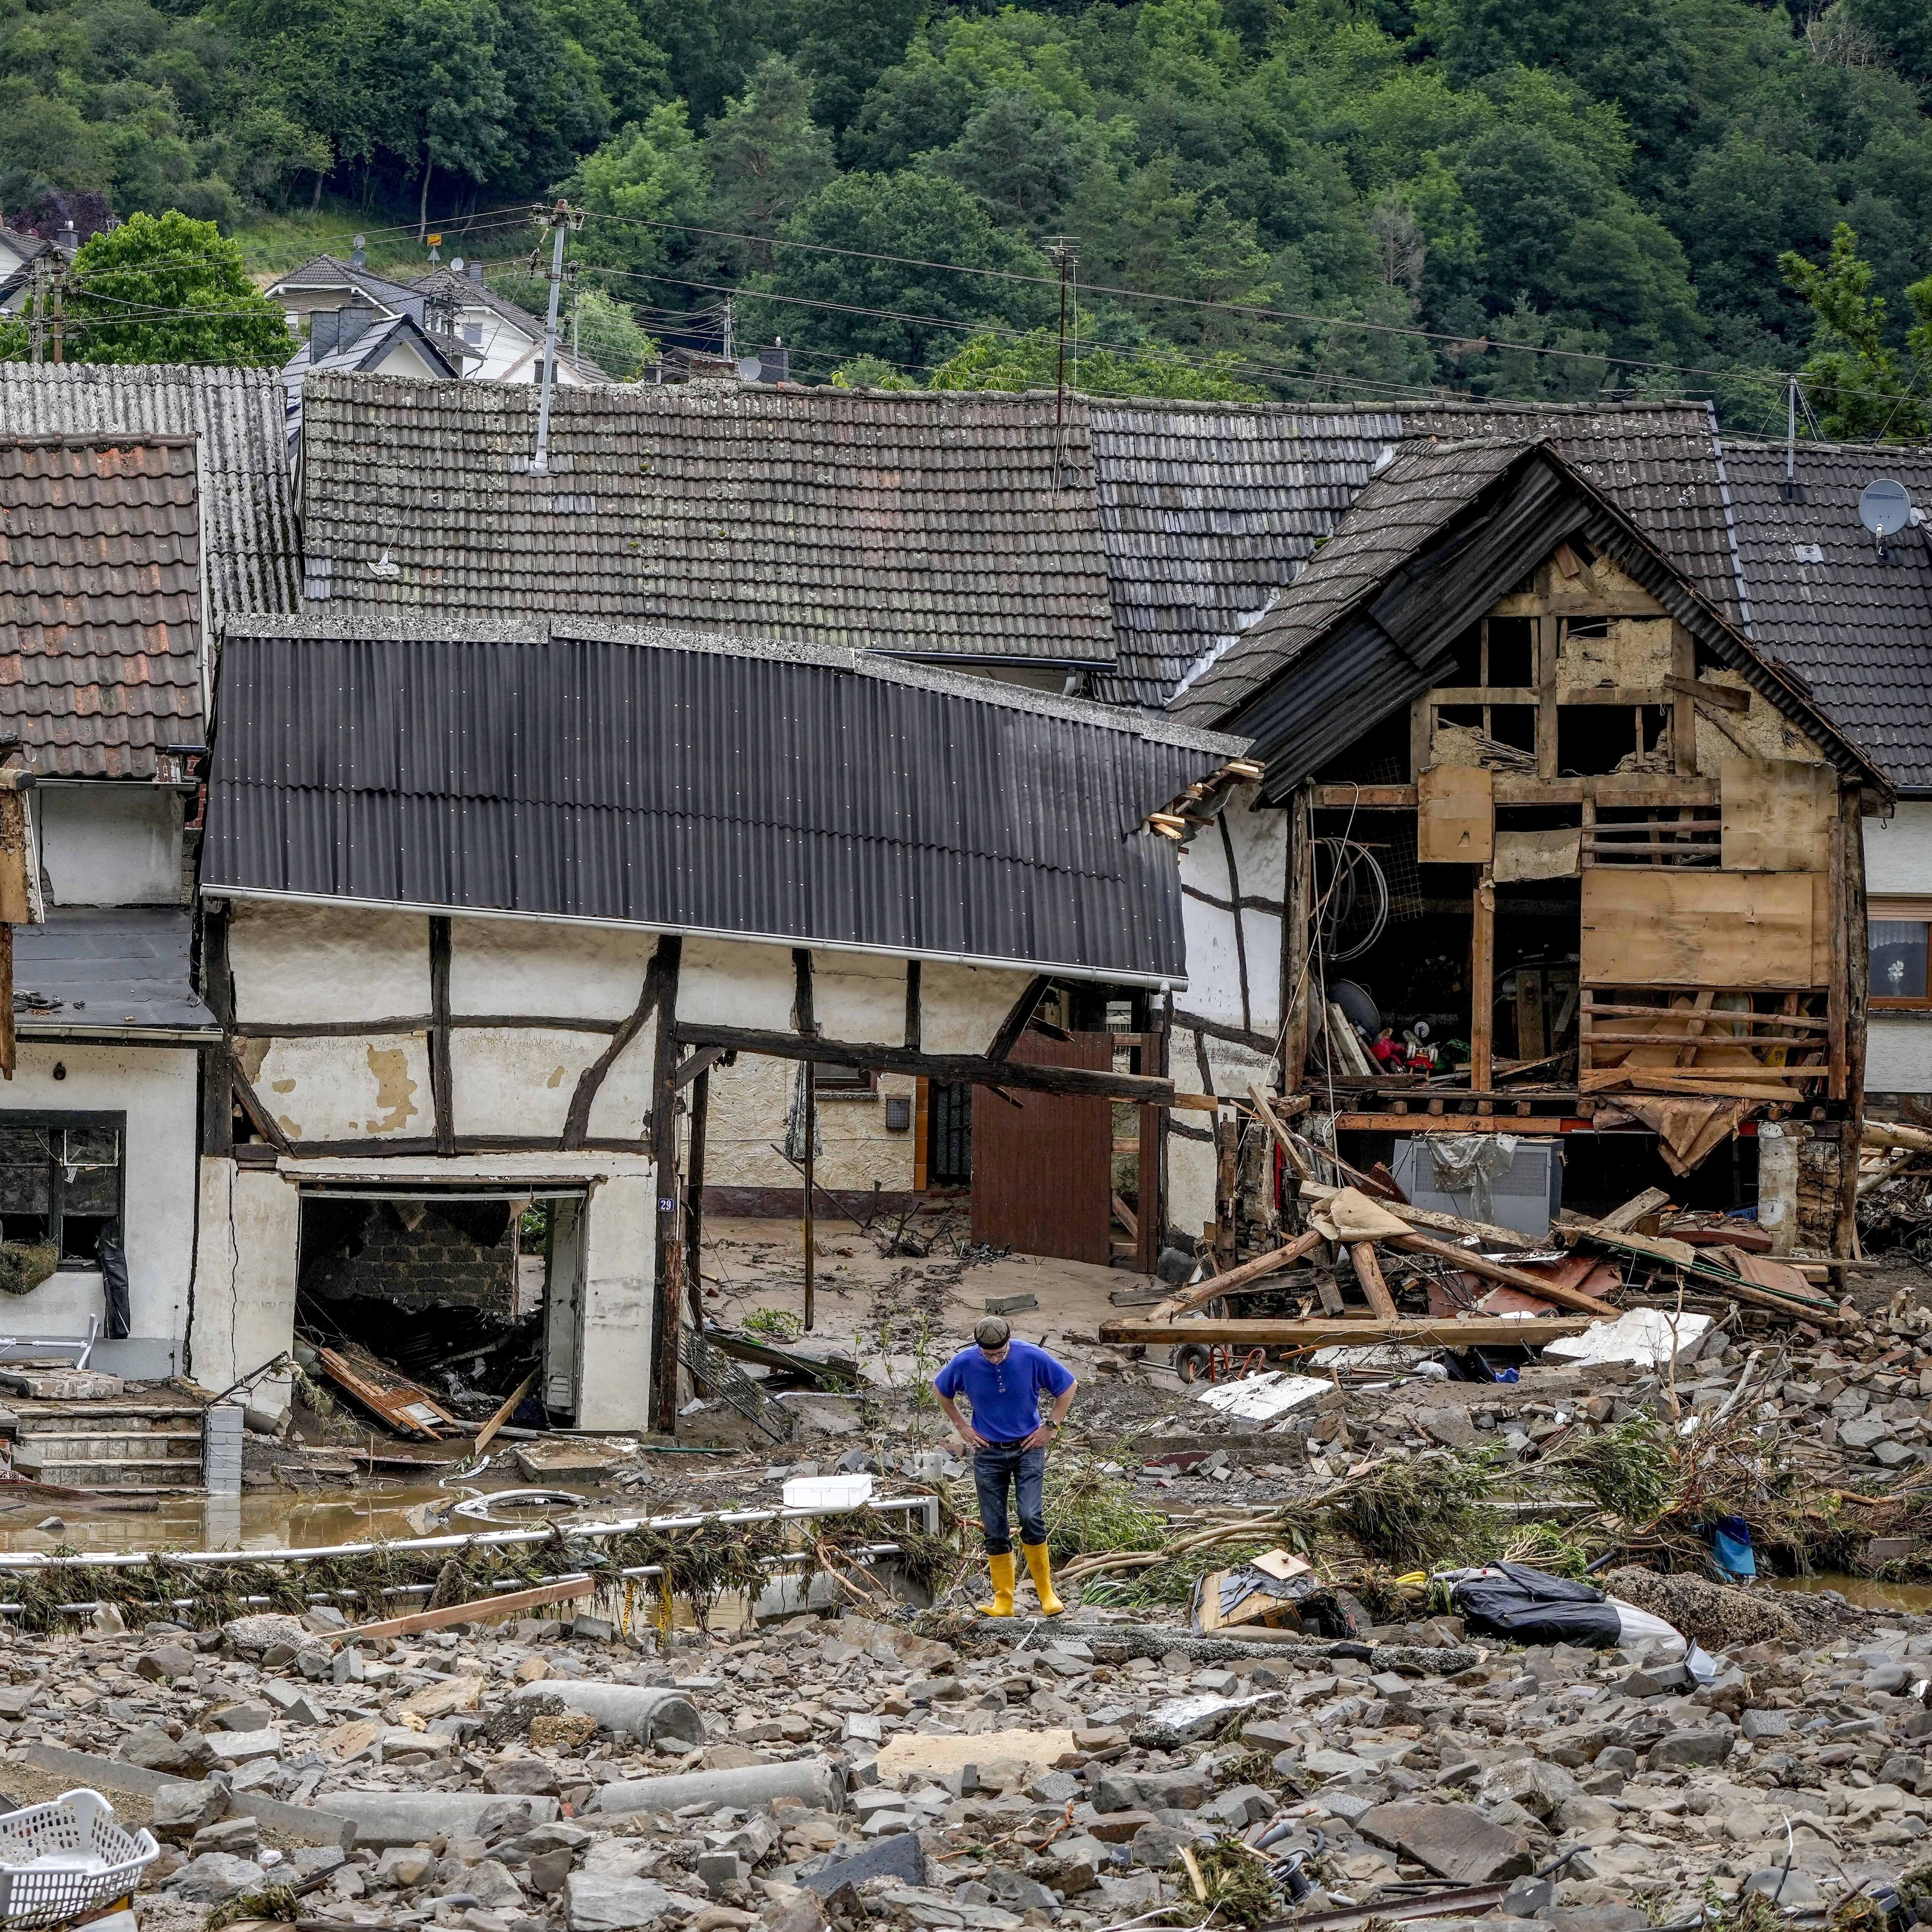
0, 1790, 159, 1928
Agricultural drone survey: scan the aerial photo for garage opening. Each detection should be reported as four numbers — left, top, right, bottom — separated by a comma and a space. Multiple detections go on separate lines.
294, 1186, 589, 1429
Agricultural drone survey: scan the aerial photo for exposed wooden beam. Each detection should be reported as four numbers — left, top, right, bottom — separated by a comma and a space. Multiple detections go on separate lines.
1097, 1315, 1593, 1348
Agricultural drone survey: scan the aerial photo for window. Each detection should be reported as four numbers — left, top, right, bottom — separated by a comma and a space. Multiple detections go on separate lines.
0, 1114, 124, 1265
1871, 915, 1932, 1006
813, 1060, 875, 1095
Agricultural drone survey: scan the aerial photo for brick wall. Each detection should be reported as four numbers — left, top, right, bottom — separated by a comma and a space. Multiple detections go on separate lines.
301, 1199, 517, 1314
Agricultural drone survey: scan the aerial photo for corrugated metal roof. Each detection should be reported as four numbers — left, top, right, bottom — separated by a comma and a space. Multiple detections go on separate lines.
1723, 443, 1932, 793
0, 433, 204, 778
298, 376, 1119, 666
204, 615, 1246, 985
0, 363, 300, 633
15, 908, 216, 1033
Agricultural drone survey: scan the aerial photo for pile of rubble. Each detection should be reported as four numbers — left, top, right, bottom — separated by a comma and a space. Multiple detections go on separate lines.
5, 1581, 1932, 1932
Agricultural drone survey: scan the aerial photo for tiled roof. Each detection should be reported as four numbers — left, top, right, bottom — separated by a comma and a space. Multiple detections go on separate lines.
0, 433, 204, 778
298, 376, 1119, 665
1168, 437, 1530, 722
0, 364, 300, 631
267, 254, 430, 320
1082, 397, 1733, 707
1722, 443, 1932, 793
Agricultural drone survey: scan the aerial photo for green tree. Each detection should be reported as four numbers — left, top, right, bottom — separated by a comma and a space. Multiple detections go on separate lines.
927, 90, 1098, 238
746, 169, 1050, 370
699, 54, 835, 274
391, 0, 512, 235
540, 0, 668, 126
63, 208, 292, 365
786, 0, 924, 137
928, 325, 1269, 399
1780, 222, 1930, 439
574, 102, 711, 275
570, 285, 659, 375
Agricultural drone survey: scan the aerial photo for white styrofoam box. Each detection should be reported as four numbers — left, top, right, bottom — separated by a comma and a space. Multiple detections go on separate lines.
782, 1473, 875, 1511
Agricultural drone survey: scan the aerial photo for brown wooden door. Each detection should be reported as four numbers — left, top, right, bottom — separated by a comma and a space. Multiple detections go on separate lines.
970, 1032, 1113, 1265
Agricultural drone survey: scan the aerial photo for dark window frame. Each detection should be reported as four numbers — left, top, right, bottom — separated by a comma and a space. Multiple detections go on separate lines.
0, 1111, 126, 1268
1870, 915, 1932, 1010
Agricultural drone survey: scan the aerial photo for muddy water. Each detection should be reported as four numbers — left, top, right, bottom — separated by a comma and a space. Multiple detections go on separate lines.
0, 1483, 472, 1557
1768, 1574, 1932, 1613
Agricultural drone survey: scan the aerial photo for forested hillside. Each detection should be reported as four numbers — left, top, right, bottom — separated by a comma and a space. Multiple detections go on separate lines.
5, 0, 1932, 429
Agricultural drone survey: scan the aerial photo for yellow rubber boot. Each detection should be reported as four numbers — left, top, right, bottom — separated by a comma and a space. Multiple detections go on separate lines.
977, 1552, 1017, 1617
1022, 1541, 1065, 1616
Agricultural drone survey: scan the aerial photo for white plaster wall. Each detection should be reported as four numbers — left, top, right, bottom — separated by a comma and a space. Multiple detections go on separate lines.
813, 951, 909, 1044
188, 1159, 299, 1411
1865, 803, 1932, 895
229, 902, 431, 1025
1163, 1025, 1276, 1239
587, 1030, 658, 1144
678, 937, 797, 1031
1166, 1127, 1219, 1241
37, 787, 184, 906
450, 919, 655, 1020
1177, 804, 1286, 1037
450, 1028, 607, 1139
920, 963, 1033, 1056
245, 1032, 431, 1141
0, 1044, 197, 1355
702, 1053, 917, 1192
576, 1171, 656, 1429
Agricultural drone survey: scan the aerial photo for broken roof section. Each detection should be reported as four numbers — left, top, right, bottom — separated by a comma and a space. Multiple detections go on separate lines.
0, 432, 205, 778
0, 362, 300, 633
15, 908, 217, 1036
203, 615, 1247, 986
297, 376, 1119, 671
1722, 442, 1932, 795
1166, 435, 1888, 798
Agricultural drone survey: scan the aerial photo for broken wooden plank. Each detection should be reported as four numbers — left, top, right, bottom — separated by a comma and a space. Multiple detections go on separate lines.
1248, 1083, 1315, 1181
1560, 1221, 1842, 1321
1418, 764, 1494, 865
315, 1347, 458, 1440
1386, 1231, 1621, 1317
343, 1574, 595, 1641
1146, 1229, 1326, 1321
1595, 1186, 1672, 1232
1096, 1315, 1595, 1349
1300, 1180, 1544, 1252
1350, 1242, 1398, 1319
472, 1369, 539, 1455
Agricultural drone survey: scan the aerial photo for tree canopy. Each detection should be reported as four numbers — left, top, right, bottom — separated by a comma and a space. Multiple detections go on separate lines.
1, 0, 1930, 420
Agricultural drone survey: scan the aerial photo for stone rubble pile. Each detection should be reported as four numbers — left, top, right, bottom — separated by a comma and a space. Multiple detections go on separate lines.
0, 1580, 1927, 1932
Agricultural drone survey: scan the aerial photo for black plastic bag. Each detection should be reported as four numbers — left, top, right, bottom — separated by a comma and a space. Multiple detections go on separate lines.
98, 1227, 131, 1341
1449, 1562, 1623, 1646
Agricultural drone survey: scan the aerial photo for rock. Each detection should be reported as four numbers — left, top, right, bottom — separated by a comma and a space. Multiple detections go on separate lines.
1479, 1758, 1578, 1819
1646, 1730, 1732, 1770
465, 1860, 526, 1908
1415, 1407, 1478, 1449
1745, 1871, 1824, 1908
1358, 1803, 1533, 1884
1741, 1710, 1791, 1741
221, 1613, 311, 1658
152, 1781, 228, 1840
1132, 1693, 1275, 1749
1839, 1416, 1894, 1452
983, 1867, 1058, 1914
120, 1726, 214, 1776
136, 1645, 199, 1683
166, 1854, 267, 1903
205, 1728, 282, 1766
764, 1893, 829, 1932
263, 1681, 327, 1726
212, 1703, 274, 1732
192, 1817, 261, 1857
513, 1439, 622, 1483
485, 1758, 562, 1797
529, 1850, 576, 1896
563, 1872, 676, 1932
1129, 1821, 1209, 1869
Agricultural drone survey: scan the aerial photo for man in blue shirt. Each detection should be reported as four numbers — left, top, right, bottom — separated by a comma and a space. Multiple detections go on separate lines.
933, 1317, 1078, 1617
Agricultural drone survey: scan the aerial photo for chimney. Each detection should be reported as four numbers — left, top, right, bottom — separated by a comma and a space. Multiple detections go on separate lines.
759, 339, 789, 384
337, 297, 375, 353
468, 259, 484, 287
310, 306, 340, 358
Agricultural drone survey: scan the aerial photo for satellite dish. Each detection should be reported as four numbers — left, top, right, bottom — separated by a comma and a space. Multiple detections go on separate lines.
735, 355, 765, 383
1860, 477, 1912, 538
450, 256, 465, 273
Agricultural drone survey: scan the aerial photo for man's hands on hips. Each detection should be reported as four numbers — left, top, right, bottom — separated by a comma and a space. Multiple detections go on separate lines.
1022, 1423, 1056, 1450
955, 1423, 990, 1451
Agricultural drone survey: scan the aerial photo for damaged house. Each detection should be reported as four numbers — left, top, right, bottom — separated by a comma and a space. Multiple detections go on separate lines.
1166, 433, 1890, 1257
190, 613, 1242, 1427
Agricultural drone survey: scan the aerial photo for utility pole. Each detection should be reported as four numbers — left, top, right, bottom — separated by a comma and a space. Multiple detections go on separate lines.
1045, 236, 1079, 489
721, 295, 734, 366
49, 254, 64, 366
1782, 374, 1804, 502
27, 256, 43, 367
531, 200, 583, 478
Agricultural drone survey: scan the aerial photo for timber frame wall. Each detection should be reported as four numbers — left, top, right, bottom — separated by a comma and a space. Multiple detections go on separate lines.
1271, 546, 1874, 1254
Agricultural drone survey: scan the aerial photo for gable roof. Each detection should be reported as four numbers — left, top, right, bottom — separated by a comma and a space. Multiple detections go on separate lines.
265, 253, 430, 321
1722, 442, 1932, 794
205, 614, 1247, 985
0, 363, 300, 633
409, 267, 612, 386
1082, 397, 1734, 707
297, 376, 1119, 667
0, 432, 204, 778
1166, 435, 1885, 798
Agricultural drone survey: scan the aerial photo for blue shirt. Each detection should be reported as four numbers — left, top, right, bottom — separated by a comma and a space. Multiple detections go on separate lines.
933, 1341, 1075, 1442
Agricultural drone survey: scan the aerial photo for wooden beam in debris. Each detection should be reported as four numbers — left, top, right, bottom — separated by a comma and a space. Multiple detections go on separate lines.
344, 1574, 594, 1641
1096, 1315, 1594, 1348
672, 1022, 1177, 1106
1385, 1230, 1620, 1317
1146, 1229, 1326, 1320
314, 1346, 459, 1439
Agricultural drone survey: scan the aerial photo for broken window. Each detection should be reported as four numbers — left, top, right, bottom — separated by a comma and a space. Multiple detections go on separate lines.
0, 1115, 124, 1265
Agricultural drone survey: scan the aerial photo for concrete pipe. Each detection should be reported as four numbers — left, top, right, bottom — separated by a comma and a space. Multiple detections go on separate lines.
510, 1681, 703, 1746
593, 1756, 845, 1819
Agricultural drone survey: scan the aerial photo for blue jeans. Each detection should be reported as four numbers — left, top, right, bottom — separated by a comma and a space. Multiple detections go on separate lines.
974, 1441, 1047, 1556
